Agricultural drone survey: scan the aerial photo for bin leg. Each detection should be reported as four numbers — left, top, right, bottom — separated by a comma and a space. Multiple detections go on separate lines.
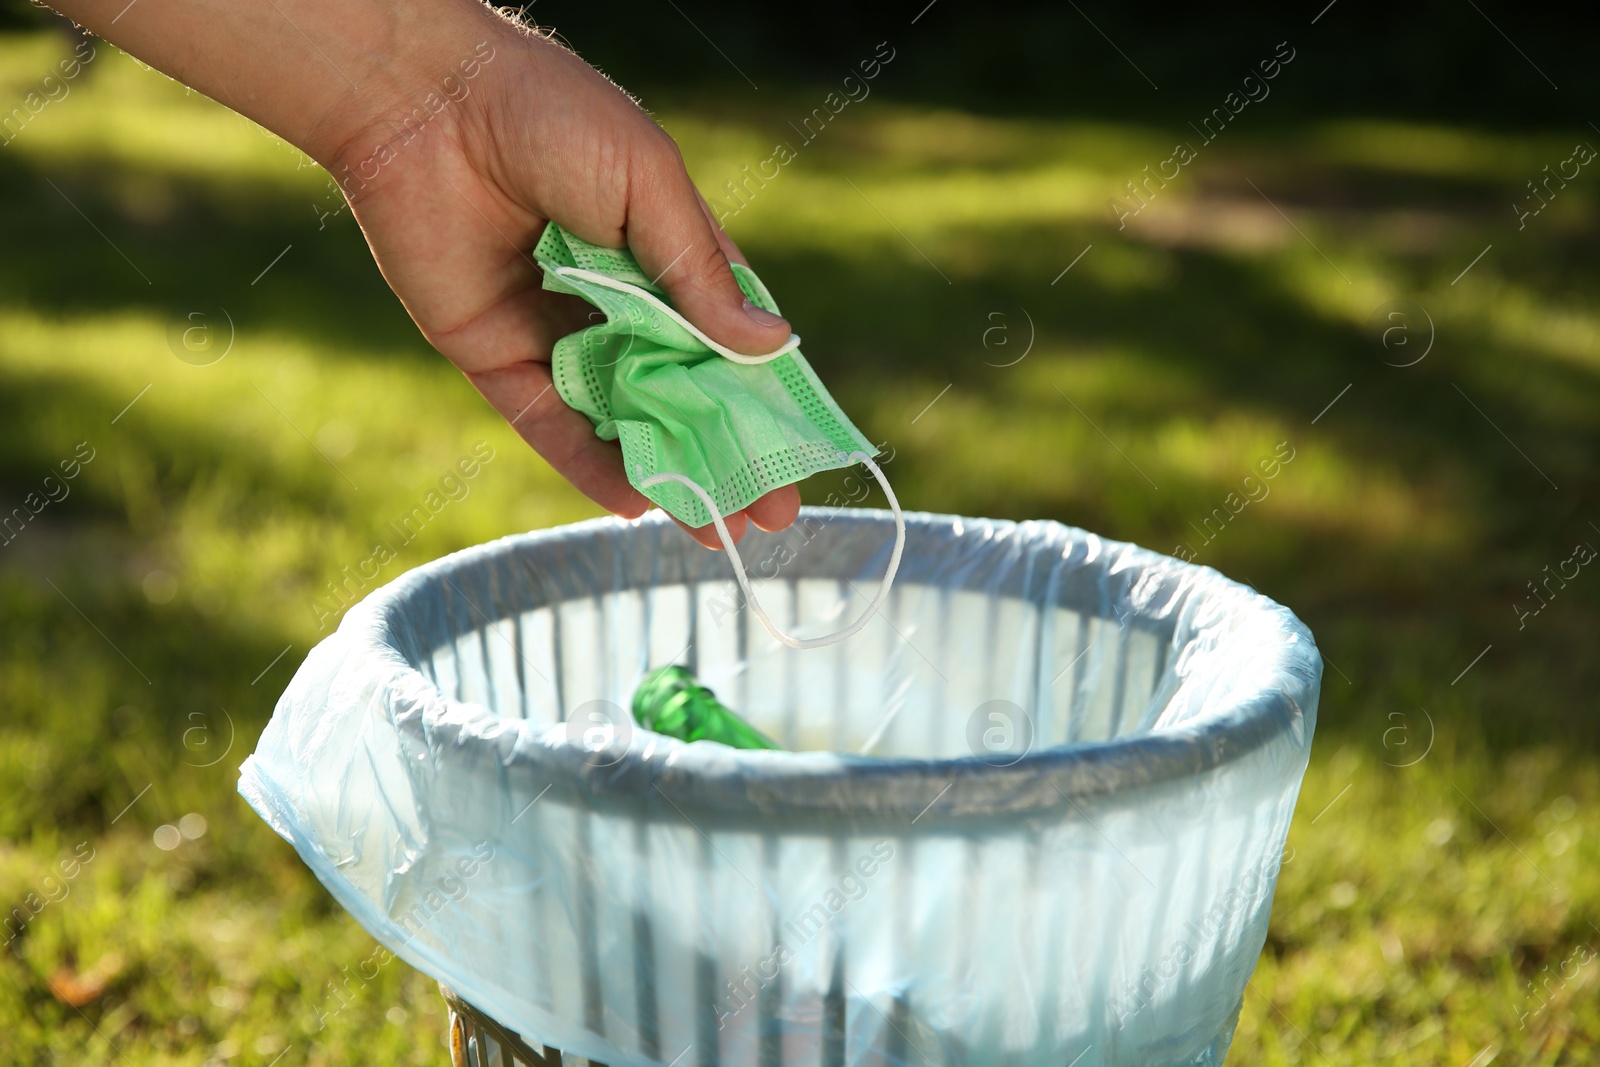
442, 983, 598, 1067
449, 1010, 469, 1067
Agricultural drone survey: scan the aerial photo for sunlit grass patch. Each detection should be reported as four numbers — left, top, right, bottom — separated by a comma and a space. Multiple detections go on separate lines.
1, 25, 1598, 1066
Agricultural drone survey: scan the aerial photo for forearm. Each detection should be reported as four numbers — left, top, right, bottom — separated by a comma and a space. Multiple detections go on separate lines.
48, 0, 503, 166
53, 0, 795, 537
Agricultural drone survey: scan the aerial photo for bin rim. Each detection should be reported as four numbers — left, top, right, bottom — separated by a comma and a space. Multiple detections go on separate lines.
322, 507, 1321, 825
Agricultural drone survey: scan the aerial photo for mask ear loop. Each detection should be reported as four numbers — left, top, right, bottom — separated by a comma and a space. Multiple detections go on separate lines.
640, 452, 905, 650
555, 265, 896, 646
551, 266, 802, 365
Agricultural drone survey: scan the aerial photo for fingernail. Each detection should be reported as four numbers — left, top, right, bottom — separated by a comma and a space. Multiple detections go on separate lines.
742, 299, 788, 329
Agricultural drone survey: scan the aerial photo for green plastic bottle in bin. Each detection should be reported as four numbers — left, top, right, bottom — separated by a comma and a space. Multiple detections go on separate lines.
631, 665, 779, 751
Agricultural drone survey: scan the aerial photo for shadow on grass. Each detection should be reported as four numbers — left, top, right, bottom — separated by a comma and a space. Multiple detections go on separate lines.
0, 146, 428, 364
1, 90, 1599, 844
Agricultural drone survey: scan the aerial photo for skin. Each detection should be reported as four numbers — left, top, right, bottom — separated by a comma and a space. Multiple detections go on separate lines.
48, 0, 802, 549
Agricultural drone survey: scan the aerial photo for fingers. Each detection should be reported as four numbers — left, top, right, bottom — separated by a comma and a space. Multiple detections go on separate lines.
635, 175, 800, 539
745, 486, 800, 532
673, 509, 748, 550
465, 359, 651, 519
464, 359, 784, 551
674, 486, 798, 549
625, 144, 793, 358
696, 190, 749, 267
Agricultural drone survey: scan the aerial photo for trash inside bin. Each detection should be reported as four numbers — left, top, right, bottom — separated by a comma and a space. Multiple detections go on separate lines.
239, 508, 1321, 1067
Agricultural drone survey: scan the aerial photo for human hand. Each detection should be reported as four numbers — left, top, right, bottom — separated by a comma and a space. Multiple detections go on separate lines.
48, 0, 799, 549
326, 12, 801, 549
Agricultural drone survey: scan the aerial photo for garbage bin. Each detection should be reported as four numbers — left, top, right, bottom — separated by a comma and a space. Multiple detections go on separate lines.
240, 508, 1320, 1067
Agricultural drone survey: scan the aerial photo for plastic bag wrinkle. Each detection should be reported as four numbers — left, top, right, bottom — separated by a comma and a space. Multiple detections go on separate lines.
240, 509, 1319, 1067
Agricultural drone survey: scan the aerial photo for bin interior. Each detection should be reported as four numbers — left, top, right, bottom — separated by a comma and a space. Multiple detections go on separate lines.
416, 575, 1182, 759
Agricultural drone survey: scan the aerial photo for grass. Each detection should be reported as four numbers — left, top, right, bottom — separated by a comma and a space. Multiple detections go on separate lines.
0, 29, 1597, 1066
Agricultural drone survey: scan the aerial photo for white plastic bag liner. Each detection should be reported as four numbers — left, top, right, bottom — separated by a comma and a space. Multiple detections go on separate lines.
240, 509, 1320, 1067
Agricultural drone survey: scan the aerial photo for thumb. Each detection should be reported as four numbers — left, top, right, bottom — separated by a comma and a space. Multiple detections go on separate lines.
625, 146, 793, 356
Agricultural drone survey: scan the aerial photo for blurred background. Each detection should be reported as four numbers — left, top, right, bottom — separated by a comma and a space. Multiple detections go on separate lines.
1, 0, 1597, 1063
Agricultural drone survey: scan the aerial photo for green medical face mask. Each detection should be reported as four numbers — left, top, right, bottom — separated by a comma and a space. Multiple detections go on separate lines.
533, 222, 903, 649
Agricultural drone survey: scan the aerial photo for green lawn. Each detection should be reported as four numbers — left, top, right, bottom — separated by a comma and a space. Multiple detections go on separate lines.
1, 29, 1597, 1066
